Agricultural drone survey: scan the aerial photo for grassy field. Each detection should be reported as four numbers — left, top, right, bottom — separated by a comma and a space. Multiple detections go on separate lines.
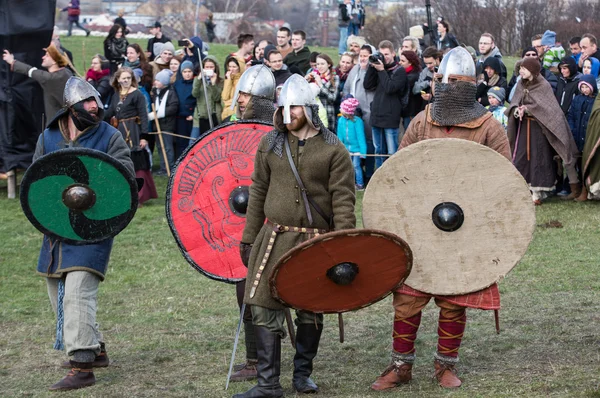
2, 169, 600, 398
1, 36, 599, 397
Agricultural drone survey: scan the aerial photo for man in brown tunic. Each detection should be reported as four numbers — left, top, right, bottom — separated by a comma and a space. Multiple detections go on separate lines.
235, 74, 356, 398
371, 47, 510, 391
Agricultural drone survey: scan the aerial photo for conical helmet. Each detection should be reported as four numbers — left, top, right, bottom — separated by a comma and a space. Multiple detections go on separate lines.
437, 47, 476, 84
277, 74, 318, 124
64, 76, 103, 109
231, 64, 276, 109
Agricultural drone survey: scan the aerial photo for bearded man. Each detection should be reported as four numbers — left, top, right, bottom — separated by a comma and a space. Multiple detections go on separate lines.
33, 77, 134, 391
234, 74, 355, 397
370, 47, 510, 390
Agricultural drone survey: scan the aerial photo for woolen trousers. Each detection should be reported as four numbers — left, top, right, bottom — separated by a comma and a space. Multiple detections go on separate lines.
46, 271, 102, 357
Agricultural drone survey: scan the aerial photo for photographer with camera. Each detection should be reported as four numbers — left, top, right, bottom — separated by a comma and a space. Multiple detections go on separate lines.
363, 40, 407, 169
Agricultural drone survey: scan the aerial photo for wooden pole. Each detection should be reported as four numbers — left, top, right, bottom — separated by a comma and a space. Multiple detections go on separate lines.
151, 104, 171, 177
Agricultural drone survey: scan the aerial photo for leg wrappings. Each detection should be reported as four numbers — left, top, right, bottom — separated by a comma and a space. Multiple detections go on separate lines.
437, 310, 466, 359
393, 312, 421, 357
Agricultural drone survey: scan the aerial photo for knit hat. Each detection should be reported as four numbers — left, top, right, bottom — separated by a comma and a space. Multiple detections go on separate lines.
487, 86, 506, 103
541, 30, 556, 47
133, 68, 143, 82
520, 57, 541, 77
578, 74, 597, 93
160, 41, 175, 55
347, 35, 367, 48
409, 25, 424, 39
340, 97, 360, 115
155, 69, 173, 86
44, 43, 69, 68
521, 46, 538, 58
180, 60, 194, 72
264, 44, 277, 61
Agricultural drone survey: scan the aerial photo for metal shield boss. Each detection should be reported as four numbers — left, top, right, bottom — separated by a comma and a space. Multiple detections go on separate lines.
269, 229, 413, 313
167, 121, 272, 283
20, 148, 139, 245
362, 139, 536, 295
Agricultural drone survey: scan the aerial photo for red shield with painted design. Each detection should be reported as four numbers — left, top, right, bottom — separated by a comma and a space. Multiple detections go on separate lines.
167, 121, 272, 283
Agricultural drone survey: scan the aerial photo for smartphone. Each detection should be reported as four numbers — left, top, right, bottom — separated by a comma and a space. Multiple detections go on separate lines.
177, 39, 188, 47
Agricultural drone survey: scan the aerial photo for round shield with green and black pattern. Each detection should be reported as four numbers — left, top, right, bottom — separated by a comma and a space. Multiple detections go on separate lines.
20, 148, 138, 245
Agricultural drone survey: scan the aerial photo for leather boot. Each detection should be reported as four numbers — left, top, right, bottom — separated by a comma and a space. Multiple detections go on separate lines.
563, 183, 582, 200
433, 359, 462, 388
292, 324, 322, 394
61, 342, 109, 369
232, 326, 283, 398
575, 185, 588, 202
230, 359, 258, 382
370, 363, 412, 391
49, 361, 95, 391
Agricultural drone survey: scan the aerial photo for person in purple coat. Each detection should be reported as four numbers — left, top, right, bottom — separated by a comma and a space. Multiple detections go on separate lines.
62, 0, 90, 37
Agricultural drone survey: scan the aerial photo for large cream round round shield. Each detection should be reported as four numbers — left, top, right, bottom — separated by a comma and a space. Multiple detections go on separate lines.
362, 138, 535, 295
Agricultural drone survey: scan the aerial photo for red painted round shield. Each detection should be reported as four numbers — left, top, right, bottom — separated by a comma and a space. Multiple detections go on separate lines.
269, 229, 413, 313
167, 121, 272, 283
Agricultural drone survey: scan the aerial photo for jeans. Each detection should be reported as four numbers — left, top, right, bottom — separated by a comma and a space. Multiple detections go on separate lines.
47, 272, 103, 357
352, 155, 364, 186
338, 27, 349, 54
348, 23, 360, 36
371, 126, 399, 169
67, 20, 89, 36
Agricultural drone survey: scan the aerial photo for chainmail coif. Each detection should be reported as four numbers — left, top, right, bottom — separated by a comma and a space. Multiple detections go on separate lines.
251, 96, 276, 123
431, 81, 488, 126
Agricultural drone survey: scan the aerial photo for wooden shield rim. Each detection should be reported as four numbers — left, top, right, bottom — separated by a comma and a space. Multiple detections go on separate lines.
166, 120, 272, 284
20, 147, 138, 245
269, 228, 413, 313
362, 138, 536, 295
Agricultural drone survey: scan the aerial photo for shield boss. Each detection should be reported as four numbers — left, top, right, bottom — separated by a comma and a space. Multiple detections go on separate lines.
362, 138, 535, 295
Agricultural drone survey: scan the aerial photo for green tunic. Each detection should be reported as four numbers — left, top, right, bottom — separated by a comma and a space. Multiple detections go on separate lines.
242, 129, 356, 309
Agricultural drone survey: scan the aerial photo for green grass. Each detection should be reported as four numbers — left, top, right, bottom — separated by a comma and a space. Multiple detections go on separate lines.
1, 166, 600, 397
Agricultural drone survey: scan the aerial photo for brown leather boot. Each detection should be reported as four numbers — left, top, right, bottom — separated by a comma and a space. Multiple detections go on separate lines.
229, 359, 258, 382
433, 359, 461, 388
370, 363, 412, 391
49, 361, 95, 391
575, 185, 588, 202
563, 183, 582, 200
60, 343, 109, 369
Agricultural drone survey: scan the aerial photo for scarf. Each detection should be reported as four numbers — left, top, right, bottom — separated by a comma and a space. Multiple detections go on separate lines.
85, 68, 110, 82
335, 67, 350, 83
404, 65, 414, 74
123, 59, 141, 69
486, 73, 500, 87
313, 69, 331, 84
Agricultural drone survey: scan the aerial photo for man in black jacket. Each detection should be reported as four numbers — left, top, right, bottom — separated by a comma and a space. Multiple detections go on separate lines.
363, 40, 407, 169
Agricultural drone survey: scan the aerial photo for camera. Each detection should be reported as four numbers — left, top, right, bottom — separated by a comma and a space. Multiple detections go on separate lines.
369, 53, 384, 64
178, 39, 189, 47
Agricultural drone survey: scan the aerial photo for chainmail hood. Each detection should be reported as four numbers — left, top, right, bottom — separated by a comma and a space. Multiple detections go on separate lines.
431, 81, 488, 126
267, 104, 338, 157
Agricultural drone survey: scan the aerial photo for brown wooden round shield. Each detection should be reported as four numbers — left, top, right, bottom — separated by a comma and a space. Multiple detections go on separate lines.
362, 138, 535, 295
269, 229, 412, 313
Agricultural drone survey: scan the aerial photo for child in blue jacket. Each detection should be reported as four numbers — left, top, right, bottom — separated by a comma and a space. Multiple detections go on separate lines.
337, 97, 367, 189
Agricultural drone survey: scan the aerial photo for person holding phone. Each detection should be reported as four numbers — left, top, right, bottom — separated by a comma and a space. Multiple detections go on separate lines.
191, 57, 223, 143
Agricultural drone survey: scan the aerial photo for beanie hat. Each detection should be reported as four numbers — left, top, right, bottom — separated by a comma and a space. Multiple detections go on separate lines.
578, 74, 597, 93
347, 35, 367, 48
264, 44, 277, 61
133, 68, 143, 82
155, 69, 173, 86
487, 86, 506, 103
521, 46, 538, 58
541, 30, 556, 47
520, 57, 541, 77
160, 41, 175, 55
44, 43, 69, 68
340, 97, 360, 115
180, 60, 194, 72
